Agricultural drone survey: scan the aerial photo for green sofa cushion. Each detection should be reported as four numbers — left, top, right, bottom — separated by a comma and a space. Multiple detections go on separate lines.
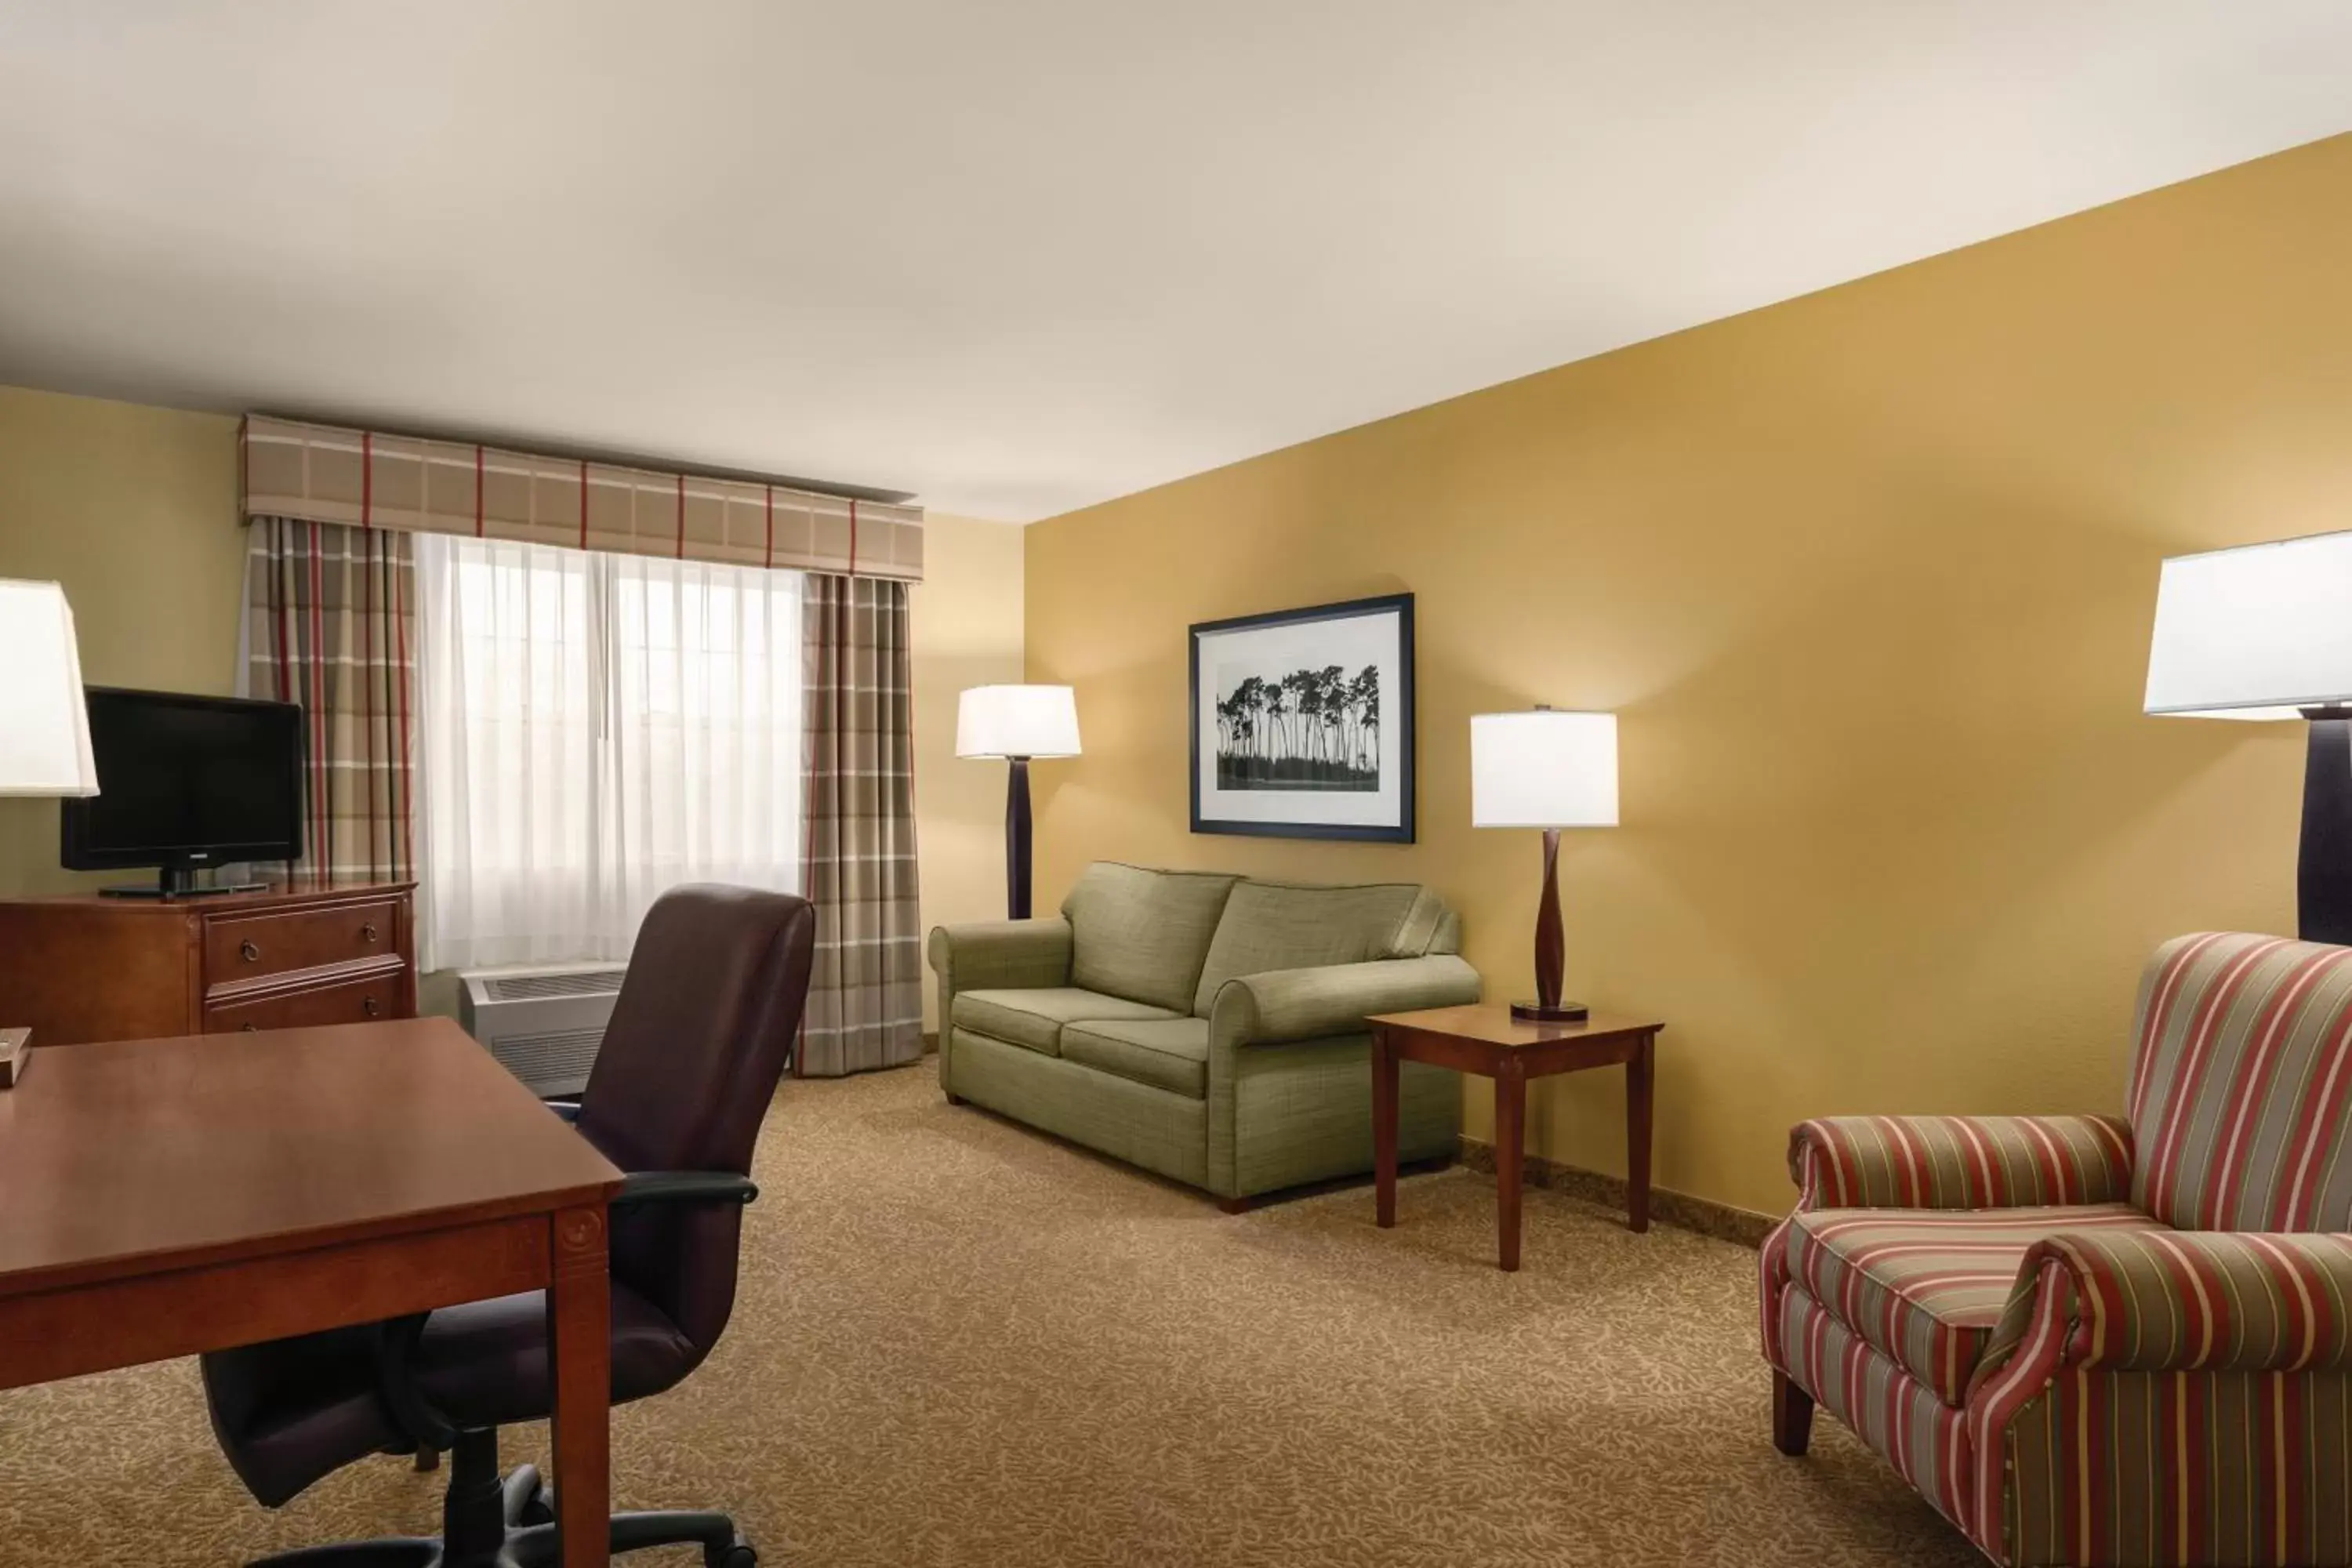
1062, 862, 1240, 1013
1062, 1017, 1212, 1100
950, 987, 1180, 1056
1191, 880, 1454, 1016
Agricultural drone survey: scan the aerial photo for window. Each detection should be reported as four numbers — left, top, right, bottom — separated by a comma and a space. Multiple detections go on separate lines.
415, 533, 803, 970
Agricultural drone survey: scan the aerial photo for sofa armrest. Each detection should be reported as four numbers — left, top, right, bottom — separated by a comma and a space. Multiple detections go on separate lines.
927, 918, 1073, 999
1787, 1113, 2133, 1212
1972, 1230, 2352, 1397
1210, 955, 1483, 1049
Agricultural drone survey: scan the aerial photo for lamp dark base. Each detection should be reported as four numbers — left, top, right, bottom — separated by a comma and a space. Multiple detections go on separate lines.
1510, 1000, 1589, 1024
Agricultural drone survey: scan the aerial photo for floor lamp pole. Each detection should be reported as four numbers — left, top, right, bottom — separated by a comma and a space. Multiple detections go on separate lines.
1005, 755, 1033, 920
2302, 711, 2352, 946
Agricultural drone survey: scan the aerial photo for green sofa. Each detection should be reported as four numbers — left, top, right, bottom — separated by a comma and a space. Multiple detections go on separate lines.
928, 862, 1480, 1207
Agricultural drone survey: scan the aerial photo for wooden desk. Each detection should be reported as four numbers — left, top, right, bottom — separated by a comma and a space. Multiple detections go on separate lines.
0, 1018, 622, 1566
1367, 1004, 1663, 1272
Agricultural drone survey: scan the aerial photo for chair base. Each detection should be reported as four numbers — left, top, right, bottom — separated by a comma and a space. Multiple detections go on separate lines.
251, 1432, 753, 1568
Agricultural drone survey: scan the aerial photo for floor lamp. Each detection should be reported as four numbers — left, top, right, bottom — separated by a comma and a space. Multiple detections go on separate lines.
0, 579, 100, 1085
1471, 707, 1618, 1022
2146, 530, 2352, 944
957, 684, 1080, 920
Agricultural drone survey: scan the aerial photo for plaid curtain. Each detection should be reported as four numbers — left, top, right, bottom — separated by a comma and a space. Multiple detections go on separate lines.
799, 573, 923, 1076
239, 517, 418, 882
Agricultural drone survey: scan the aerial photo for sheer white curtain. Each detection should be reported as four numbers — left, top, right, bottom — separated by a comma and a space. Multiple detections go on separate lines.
416, 533, 802, 971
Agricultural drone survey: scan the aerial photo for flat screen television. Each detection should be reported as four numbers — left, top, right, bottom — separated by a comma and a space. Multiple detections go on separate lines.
60, 688, 306, 898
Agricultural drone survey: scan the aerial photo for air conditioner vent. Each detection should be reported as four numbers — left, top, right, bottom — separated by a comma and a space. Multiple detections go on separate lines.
483, 969, 626, 1003
459, 964, 627, 1097
488, 1025, 606, 1098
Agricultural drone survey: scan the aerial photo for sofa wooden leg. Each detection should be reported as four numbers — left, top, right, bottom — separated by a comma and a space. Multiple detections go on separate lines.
1772, 1370, 1814, 1457
1217, 1195, 1251, 1215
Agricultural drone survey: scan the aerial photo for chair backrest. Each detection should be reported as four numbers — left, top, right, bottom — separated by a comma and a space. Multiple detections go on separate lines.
576, 884, 815, 1352
2127, 931, 2352, 1232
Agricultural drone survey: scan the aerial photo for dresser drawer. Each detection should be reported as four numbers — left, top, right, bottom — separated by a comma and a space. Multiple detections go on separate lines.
204, 969, 405, 1034
204, 899, 403, 986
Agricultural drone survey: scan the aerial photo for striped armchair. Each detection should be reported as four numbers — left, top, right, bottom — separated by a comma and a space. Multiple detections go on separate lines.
1761, 933, 2352, 1567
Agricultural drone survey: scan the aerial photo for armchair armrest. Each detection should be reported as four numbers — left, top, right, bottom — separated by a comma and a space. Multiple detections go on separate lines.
1211, 955, 1482, 1048
927, 917, 1074, 996
1788, 1113, 2132, 1212
1973, 1230, 2352, 1397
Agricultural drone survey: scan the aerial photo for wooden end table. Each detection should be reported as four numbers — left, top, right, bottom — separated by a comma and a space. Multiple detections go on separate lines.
1367, 1004, 1662, 1272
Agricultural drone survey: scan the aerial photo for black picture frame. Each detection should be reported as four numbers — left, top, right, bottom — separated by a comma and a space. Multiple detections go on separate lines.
1189, 593, 1415, 843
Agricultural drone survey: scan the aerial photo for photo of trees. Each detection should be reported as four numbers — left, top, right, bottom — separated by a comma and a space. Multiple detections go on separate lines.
1212, 664, 1380, 790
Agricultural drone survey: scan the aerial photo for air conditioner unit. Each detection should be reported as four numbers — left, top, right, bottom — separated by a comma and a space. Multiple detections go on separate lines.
457, 964, 629, 1098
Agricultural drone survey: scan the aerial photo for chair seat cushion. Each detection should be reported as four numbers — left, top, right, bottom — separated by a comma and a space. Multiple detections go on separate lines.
199, 1281, 695, 1508
1061, 1016, 1213, 1098
1786, 1203, 2164, 1405
951, 987, 1180, 1056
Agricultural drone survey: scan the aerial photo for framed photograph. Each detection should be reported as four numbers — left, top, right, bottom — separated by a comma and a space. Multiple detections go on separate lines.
1189, 593, 1414, 842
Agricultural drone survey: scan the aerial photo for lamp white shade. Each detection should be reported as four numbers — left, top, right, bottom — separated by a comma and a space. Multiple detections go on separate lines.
1471, 710, 1617, 828
2146, 532, 2352, 720
0, 579, 100, 797
956, 684, 1081, 759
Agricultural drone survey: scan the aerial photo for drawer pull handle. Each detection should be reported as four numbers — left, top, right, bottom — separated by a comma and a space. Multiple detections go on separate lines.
361, 922, 379, 943
240, 1022, 258, 1033
362, 996, 380, 1018
239, 940, 260, 964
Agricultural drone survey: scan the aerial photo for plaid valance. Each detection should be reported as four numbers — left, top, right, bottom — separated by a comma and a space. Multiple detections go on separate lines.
240, 415, 924, 583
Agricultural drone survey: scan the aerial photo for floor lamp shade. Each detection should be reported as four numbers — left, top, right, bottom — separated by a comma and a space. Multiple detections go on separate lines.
2145, 533, 2352, 717
1472, 710, 1617, 1022
2145, 532, 2352, 943
0, 579, 100, 798
956, 685, 1081, 760
957, 685, 1080, 920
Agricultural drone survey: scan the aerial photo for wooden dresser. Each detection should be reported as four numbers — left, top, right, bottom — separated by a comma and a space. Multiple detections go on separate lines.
0, 880, 416, 1045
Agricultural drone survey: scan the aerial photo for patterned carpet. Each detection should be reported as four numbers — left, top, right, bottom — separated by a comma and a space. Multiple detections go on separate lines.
0, 1064, 1981, 1566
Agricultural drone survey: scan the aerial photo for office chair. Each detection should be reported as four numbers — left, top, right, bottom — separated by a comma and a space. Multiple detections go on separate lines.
200, 884, 817, 1568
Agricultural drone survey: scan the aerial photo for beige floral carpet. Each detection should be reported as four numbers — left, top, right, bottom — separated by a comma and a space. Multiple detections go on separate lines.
0, 1063, 1980, 1566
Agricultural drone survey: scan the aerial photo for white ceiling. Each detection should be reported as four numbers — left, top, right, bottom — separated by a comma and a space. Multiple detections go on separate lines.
4, 3, 2350, 523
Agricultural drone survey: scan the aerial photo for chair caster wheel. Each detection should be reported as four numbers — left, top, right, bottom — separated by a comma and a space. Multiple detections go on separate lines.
707, 1544, 756, 1568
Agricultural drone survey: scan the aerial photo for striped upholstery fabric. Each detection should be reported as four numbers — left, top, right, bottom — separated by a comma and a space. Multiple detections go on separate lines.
1789, 1115, 2135, 1211
1973, 1251, 2352, 1566
1763, 932, 2352, 1566
1976, 1229, 2352, 1385
2000, 1366, 2352, 1566
2126, 933, 2352, 1232
1778, 1282, 1976, 1534
1785, 1204, 2158, 1405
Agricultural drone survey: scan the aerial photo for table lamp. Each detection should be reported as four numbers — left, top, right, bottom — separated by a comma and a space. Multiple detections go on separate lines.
2146, 530, 2352, 944
1472, 707, 1617, 1022
957, 684, 1080, 920
0, 579, 100, 1084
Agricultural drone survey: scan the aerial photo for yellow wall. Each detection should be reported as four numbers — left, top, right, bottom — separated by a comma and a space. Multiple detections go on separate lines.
0, 388, 245, 896
0, 390, 1029, 1035
911, 511, 1029, 1030
1022, 135, 2352, 1217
